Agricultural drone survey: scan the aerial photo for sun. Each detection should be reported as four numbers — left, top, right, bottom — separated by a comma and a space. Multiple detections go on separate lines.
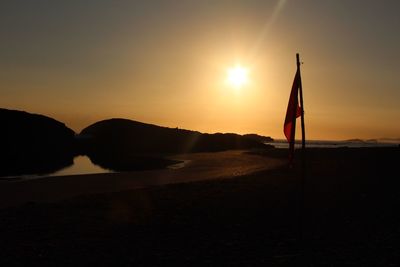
226, 65, 249, 89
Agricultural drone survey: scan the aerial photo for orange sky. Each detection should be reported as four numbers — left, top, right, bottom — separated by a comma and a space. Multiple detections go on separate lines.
1, 1, 399, 140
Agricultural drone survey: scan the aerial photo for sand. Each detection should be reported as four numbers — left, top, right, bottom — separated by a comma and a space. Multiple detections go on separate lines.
0, 147, 399, 266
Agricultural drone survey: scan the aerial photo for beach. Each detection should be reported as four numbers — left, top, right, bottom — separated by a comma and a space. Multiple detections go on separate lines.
0, 147, 399, 266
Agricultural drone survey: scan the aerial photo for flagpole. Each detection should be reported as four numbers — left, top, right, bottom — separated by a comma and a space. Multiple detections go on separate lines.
296, 53, 306, 150
296, 53, 309, 262
296, 53, 307, 222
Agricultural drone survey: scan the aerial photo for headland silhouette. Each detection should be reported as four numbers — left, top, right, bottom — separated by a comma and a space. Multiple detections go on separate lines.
0, 108, 273, 176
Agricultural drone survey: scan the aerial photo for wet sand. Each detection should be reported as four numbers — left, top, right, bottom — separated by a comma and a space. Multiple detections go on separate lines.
0, 147, 399, 266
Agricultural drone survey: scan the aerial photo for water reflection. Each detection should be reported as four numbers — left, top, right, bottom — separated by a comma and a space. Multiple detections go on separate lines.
0, 156, 111, 181
50, 155, 112, 177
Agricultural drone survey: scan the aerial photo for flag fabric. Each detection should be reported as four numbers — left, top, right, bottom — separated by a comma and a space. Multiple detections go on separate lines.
284, 69, 302, 162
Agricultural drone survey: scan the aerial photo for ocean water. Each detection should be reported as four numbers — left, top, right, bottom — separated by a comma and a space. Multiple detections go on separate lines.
266, 139, 398, 149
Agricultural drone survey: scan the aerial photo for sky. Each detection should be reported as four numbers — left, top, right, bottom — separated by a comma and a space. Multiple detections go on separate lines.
1, 0, 399, 140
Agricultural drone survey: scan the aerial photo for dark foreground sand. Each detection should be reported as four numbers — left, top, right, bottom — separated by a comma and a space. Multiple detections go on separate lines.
0, 147, 399, 266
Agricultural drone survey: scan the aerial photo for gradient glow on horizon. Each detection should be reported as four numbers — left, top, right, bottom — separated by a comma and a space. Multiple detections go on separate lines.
0, 0, 399, 140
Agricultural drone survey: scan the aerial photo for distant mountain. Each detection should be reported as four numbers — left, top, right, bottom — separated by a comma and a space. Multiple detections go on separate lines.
0, 108, 76, 176
243, 134, 273, 143
345, 138, 380, 143
378, 138, 400, 143
80, 118, 271, 156
345, 139, 365, 143
345, 138, 398, 143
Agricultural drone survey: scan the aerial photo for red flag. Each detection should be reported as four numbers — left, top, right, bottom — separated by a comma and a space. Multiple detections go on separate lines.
284, 69, 302, 161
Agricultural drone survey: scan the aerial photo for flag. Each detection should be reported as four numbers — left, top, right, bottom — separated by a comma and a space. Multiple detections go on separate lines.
284, 69, 302, 162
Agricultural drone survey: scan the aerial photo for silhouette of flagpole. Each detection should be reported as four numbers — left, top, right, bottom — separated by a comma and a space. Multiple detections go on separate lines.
296, 53, 308, 258
297, 53, 306, 152
295, 53, 307, 214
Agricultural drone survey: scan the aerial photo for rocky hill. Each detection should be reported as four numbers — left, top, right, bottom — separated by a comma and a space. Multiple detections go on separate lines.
80, 118, 270, 155
0, 108, 76, 176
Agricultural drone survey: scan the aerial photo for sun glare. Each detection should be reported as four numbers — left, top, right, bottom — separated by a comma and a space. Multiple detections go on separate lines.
226, 65, 249, 89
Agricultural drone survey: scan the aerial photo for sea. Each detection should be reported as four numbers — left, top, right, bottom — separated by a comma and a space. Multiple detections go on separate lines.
265, 139, 399, 149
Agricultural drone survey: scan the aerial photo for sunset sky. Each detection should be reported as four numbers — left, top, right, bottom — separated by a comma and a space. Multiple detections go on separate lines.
1, 0, 399, 140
